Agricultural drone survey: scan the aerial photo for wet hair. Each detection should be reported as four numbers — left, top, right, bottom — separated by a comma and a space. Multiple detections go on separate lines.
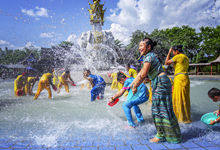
172, 45, 183, 53
208, 88, 220, 98
117, 71, 126, 81
83, 69, 91, 74
142, 37, 157, 50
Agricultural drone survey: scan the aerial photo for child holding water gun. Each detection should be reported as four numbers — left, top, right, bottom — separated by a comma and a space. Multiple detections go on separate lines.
109, 72, 149, 128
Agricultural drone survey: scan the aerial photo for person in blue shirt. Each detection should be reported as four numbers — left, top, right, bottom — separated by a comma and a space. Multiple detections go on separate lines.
83, 69, 106, 101
109, 72, 149, 128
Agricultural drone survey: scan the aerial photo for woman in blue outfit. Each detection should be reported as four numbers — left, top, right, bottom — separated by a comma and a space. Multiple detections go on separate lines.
83, 69, 106, 101
109, 72, 149, 128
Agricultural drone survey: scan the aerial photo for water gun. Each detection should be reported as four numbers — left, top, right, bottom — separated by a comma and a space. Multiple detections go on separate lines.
68, 81, 76, 86
71, 83, 76, 86
108, 97, 119, 107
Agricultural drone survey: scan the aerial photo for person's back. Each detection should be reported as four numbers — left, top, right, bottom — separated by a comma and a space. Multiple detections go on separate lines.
14, 75, 23, 89
84, 70, 106, 101
40, 73, 52, 84
34, 73, 54, 100
172, 53, 189, 75
89, 74, 105, 86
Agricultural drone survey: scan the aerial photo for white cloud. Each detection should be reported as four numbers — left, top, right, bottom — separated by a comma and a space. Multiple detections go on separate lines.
21, 6, 49, 17
67, 34, 77, 43
23, 41, 40, 49
0, 40, 14, 48
40, 32, 55, 38
107, 0, 220, 44
108, 23, 131, 45
60, 18, 65, 24
0, 40, 10, 45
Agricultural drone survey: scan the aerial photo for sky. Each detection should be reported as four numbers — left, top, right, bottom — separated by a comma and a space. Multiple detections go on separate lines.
0, 0, 219, 49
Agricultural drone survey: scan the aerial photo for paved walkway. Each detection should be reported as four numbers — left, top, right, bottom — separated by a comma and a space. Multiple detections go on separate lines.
0, 130, 219, 150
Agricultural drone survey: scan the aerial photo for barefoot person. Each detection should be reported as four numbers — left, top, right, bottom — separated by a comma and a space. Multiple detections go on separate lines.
165, 45, 191, 123
109, 72, 149, 128
131, 38, 181, 143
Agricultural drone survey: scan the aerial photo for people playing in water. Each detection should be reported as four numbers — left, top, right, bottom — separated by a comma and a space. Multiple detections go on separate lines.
165, 45, 191, 123
25, 76, 39, 95
83, 69, 106, 101
131, 38, 181, 143
14, 72, 28, 97
208, 88, 220, 125
109, 72, 149, 128
34, 72, 56, 100
57, 70, 75, 93
126, 64, 137, 78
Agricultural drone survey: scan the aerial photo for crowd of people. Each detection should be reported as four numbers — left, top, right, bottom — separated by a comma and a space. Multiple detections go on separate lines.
13, 37, 220, 144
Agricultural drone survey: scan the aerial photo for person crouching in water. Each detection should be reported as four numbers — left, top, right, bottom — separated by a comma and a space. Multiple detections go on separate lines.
83, 69, 106, 101
34, 73, 56, 100
109, 72, 149, 128
25, 76, 39, 95
208, 88, 220, 125
14, 72, 28, 97
57, 70, 75, 93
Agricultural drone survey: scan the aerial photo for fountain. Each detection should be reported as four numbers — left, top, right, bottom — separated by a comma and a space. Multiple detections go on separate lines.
73, 0, 119, 70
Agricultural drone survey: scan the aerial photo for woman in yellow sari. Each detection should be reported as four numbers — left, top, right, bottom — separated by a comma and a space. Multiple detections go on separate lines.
165, 45, 191, 123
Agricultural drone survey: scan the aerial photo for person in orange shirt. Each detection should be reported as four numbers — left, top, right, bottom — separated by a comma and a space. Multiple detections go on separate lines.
34, 73, 56, 100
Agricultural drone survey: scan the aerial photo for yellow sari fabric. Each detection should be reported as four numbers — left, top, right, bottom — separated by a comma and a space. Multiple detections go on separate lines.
172, 54, 191, 123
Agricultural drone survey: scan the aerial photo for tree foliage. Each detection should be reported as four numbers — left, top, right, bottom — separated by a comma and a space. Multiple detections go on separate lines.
125, 25, 219, 64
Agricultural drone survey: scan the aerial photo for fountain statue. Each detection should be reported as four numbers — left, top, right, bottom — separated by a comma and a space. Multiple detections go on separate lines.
76, 0, 119, 70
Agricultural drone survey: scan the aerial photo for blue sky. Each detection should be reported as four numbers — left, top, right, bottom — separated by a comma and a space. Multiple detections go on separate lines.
0, 0, 118, 49
0, 0, 219, 49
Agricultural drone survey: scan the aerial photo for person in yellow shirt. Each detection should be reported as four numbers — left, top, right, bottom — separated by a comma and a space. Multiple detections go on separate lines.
52, 68, 59, 87
34, 73, 56, 100
165, 45, 191, 123
57, 70, 75, 93
14, 72, 28, 96
25, 76, 39, 95
108, 72, 118, 90
126, 64, 137, 78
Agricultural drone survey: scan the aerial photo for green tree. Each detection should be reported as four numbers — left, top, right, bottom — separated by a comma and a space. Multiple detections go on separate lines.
164, 26, 200, 62
199, 26, 220, 62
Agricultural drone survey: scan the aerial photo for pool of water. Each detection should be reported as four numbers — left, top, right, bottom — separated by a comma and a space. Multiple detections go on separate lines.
0, 79, 219, 147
